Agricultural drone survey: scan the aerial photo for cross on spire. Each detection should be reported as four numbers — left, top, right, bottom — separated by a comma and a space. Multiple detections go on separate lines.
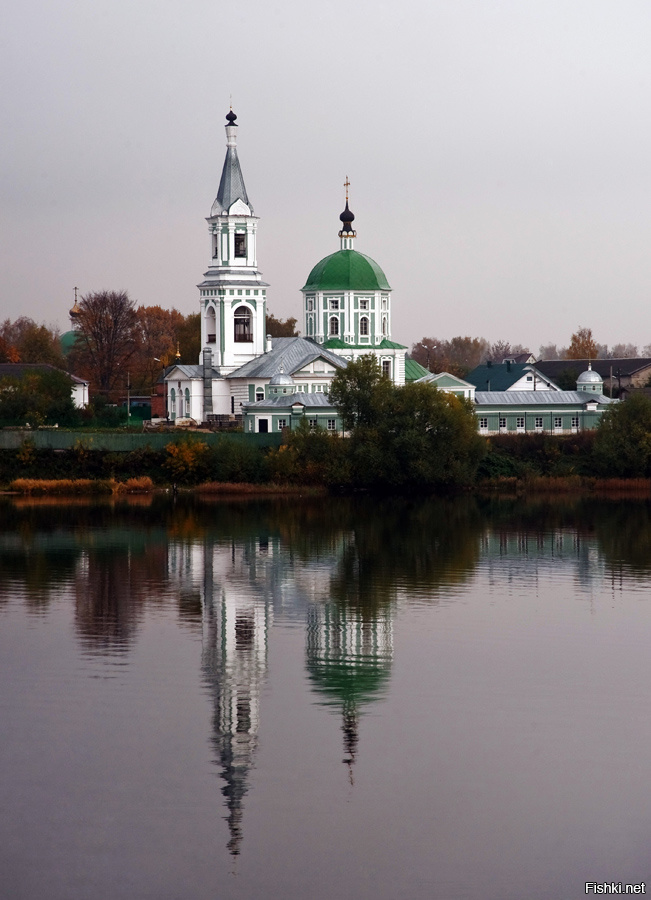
344, 176, 350, 202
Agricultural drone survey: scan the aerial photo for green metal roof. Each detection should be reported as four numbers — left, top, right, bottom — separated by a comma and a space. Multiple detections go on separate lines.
321, 338, 406, 351
302, 249, 391, 292
405, 358, 430, 382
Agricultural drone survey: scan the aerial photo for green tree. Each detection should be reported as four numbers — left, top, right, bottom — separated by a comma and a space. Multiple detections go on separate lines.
0, 369, 78, 426
593, 393, 651, 477
329, 355, 393, 430
330, 356, 484, 489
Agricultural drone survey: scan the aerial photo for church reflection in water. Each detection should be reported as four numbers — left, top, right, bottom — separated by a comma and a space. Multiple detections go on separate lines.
169, 529, 396, 856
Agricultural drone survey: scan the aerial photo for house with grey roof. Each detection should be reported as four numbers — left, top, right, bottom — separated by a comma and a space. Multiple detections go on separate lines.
466, 362, 561, 393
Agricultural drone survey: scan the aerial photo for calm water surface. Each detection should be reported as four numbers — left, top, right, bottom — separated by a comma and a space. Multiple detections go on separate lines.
1, 494, 651, 900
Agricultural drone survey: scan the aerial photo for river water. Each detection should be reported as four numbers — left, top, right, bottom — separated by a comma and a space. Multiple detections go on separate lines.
1, 493, 651, 900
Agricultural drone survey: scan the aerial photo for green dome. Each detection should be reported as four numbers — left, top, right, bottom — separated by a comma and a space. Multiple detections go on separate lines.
60, 330, 81, 355
302, 249, 391, 292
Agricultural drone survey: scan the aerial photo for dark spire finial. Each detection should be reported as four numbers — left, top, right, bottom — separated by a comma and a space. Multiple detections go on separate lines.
339, 176, 356, 234
226, 109, 237, 125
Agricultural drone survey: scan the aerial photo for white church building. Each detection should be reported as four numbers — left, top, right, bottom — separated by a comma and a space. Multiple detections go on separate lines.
164, 111, 416, 425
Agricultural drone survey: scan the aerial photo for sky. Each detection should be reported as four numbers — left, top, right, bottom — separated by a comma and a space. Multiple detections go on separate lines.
3, 0, 651, 354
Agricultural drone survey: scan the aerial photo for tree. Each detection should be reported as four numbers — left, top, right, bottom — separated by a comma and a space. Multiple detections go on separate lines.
0, 317, 64, 366
328, 355, 393, 430
131, 305, 185, 391
175, 313, 201, 365
593, 393, 651, 477
608, 343, 639, 359
329, 355, 485, 489
265, 311, 299, 337
485, 340, 514, 363
538, 343, 564, 360
566, 327, 598, 360
0, 368, 78, 426
411, 336, 489, 377
69, 291, 138, 396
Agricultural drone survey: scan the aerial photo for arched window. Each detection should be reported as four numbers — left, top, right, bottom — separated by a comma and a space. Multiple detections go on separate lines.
234, 306, 252, 342
329, 316, 339, 337
382, 316, 387, 336
206, 306, 216, 344
184, 388, 190, 416
170, 388, 176, 420
256, 388, 264, 401
360, 316, 369, 336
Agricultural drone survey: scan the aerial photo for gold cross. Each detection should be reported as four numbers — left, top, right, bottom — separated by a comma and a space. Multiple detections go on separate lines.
344, 176, 350, 202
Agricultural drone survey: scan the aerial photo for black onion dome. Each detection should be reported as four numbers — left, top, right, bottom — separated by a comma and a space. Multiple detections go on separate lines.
226, 109, 237, 125
339, 201, 355, 224
339, 201, 355, 233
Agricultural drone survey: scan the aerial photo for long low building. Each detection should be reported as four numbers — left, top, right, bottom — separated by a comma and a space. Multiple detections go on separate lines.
473, 390, 614, 434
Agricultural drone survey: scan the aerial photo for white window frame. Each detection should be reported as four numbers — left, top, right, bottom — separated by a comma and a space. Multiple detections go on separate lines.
535, 416, 543, 431
516, 417, 525, 432
499, 417, 507, 431
329, 298, 339, 311
554, 416, 563, 430
479, 417, 488, 430
359, 298, 369, 311
329, 316, 339, 336
308, 418, 318, 430
277, 418, 287, 430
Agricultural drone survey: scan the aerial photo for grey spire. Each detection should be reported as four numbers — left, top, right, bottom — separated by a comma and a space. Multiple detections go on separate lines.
211, 109, 253, 216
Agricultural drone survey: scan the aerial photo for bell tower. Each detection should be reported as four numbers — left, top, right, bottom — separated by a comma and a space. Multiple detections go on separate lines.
198, 110, 268, 375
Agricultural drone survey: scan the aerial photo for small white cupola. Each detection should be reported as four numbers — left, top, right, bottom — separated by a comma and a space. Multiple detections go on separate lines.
577, 363, 603, 394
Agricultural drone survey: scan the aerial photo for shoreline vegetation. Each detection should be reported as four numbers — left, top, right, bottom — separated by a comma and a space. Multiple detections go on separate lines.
4, 475, 651, 498
3, 371, 651, 496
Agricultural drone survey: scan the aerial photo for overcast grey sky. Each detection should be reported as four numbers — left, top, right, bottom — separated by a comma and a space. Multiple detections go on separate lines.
2, 0, 651, 353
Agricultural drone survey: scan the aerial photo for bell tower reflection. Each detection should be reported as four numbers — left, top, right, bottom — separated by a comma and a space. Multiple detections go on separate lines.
195, 538, 272, 856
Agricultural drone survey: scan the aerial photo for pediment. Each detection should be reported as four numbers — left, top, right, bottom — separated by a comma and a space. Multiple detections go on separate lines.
228, 198, 251, 216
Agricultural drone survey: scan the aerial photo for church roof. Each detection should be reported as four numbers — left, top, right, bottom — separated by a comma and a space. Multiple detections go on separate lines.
164, 365, 223, 380
211, 111, 252, 216
302, 249, 391, 292
405, 359, 430, 382
229, 337, 346, 379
